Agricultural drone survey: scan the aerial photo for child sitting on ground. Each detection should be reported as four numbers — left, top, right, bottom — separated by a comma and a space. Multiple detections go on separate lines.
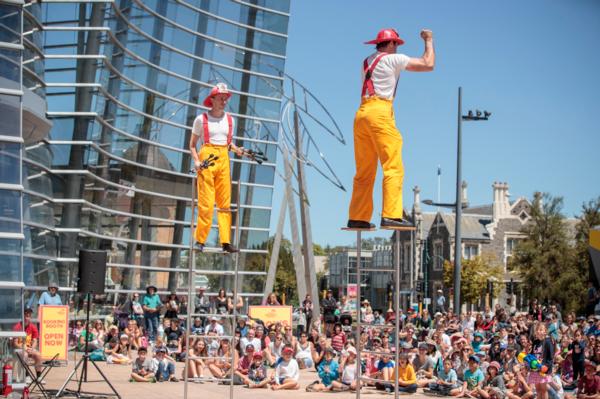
270, 345, 299, 390
105, 335, 132, 365
308, 347, 340, 392
452, 355, 485, 397
376, 353, 417, 394
130, 347, 155, 382
428, 357, 459, 396
152, 347, 178, 382
247, 352, 269, 389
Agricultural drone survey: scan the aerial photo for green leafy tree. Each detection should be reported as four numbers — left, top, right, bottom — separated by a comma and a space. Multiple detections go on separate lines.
443, 254, 504, 307
266, 237, 299, 305
313, 243, 327, 256
510, 192, 582, 312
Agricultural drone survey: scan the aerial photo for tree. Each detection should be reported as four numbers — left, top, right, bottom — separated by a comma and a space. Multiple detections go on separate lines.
266, 237, 299, 305
443, 254, 504, 307
313, 243, 327, 256
510, 192, 581, 312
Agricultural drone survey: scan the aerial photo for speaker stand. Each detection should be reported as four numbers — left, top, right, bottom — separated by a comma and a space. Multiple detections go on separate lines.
55, 293, 121, 398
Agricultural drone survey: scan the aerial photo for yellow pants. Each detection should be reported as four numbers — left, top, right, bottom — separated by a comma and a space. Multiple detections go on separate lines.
348, 97, 404, 221
195, 144, 231, 245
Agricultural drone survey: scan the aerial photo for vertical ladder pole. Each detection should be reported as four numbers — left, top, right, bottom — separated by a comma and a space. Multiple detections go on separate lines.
230, 178, 242, 399
184, 172, 196, 399
355, 230, 362, 399
394, 232, 401, 399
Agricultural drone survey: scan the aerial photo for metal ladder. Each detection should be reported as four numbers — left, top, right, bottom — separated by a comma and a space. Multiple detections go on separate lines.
341, 224, 415, 399
183, 173, 242, 399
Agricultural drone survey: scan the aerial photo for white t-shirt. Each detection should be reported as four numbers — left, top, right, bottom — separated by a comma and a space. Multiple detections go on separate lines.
342, 362, 357, 384
275, 358, 299, 382
191, 113, 235, 145
361, 52, 410, 99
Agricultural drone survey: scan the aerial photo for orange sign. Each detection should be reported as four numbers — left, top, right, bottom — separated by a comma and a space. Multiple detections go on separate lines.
248, 306, 292, 327
39, 305, 69, 361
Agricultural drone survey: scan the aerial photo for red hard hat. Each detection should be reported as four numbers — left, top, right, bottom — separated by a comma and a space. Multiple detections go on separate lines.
203, 83, 232, 107
364, 28, 404, 45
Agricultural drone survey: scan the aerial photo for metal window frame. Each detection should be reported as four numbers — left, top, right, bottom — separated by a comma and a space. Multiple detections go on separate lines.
174, 0, 288, 38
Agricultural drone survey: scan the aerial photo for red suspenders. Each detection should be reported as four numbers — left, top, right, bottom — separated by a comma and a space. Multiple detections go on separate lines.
202, 112, 233, 145
361, 53, 399, 98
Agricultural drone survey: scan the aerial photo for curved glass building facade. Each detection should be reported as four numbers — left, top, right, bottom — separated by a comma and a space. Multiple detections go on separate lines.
12, 0, 290, 316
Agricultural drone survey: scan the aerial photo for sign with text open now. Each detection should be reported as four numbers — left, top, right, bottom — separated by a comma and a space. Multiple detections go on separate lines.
248, 306, 292, 327
39, 305, 69, 361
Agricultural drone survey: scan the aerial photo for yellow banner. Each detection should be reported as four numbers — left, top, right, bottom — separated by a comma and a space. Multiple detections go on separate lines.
39, 305, 69, 361
248, 306, 292, 327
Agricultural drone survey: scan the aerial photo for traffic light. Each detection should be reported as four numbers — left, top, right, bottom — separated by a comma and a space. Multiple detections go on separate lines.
416, 281, 423, 292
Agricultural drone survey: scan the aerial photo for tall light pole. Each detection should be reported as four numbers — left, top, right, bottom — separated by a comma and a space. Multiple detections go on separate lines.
454, 87, 464, 314
424, 87, 490, 313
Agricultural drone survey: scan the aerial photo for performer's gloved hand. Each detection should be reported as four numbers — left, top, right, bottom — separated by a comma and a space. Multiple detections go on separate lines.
420, 29, 433, 41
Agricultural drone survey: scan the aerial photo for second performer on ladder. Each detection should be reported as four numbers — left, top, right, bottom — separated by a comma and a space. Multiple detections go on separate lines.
347, 28, 435, 230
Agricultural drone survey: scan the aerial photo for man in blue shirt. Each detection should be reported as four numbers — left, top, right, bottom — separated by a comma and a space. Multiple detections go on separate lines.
38, 282, 62, 306
143, 285, 162, 342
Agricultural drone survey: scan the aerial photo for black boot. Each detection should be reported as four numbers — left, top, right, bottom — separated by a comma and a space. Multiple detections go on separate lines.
380, 217, 414, 228
222, 243, 238, 253
346, 220, 376, 229
194, 242, 204, 252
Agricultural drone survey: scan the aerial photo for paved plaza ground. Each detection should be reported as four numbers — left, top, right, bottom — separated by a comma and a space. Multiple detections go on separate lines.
38, 354, 431, 399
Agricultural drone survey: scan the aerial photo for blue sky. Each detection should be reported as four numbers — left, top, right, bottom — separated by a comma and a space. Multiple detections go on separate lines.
270, 0, 600, 247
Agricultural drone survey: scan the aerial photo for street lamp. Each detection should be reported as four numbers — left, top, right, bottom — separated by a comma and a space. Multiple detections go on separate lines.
423, 87, 491, 313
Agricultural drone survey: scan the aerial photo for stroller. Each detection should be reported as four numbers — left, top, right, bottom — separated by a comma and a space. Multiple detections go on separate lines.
340, 313, 353, 334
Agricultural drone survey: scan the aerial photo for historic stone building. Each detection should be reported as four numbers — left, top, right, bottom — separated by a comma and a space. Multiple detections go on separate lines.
394, 182, 536, 311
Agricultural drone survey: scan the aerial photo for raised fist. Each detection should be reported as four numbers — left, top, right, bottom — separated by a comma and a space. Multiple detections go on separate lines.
420, 29, 433, 40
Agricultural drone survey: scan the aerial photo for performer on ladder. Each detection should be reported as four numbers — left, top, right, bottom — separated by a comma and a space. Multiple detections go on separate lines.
190, 83, 244, 253
347, 28, 435, 229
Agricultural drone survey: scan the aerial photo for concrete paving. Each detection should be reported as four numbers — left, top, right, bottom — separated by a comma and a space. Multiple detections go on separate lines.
38, 355, 432, 399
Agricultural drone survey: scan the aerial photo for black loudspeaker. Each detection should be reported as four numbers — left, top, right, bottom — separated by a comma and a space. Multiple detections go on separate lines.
77, 249, 107, 294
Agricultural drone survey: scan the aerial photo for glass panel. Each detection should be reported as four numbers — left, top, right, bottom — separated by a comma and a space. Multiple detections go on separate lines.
0, 255, 21, 283
0, 141, 20, 184
0, 94, 20, 137
0, 3, 21, 44
0, 189, 21, 233
0, 48, 20, 91
0, 289, 22, 332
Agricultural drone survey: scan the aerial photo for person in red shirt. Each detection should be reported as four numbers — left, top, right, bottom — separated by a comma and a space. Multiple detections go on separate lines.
234, 344, 255, 385
12, 308, 43, 380
566, 360, 600, 399
330, 323, 347, 354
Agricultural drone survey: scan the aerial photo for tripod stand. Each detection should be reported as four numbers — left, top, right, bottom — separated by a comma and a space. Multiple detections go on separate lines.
55, 293, 121, 398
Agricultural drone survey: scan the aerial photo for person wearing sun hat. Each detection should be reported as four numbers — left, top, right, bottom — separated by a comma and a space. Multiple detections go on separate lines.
39, 281, 62, 305
142, 285, 162, 343
478, 361, 506, 399
347, 27, 435, 230
190, 82, 245, 253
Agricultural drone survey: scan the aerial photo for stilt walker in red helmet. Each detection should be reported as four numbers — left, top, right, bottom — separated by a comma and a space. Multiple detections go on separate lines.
347, 28, 435, 229
190, 83, 244, 253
